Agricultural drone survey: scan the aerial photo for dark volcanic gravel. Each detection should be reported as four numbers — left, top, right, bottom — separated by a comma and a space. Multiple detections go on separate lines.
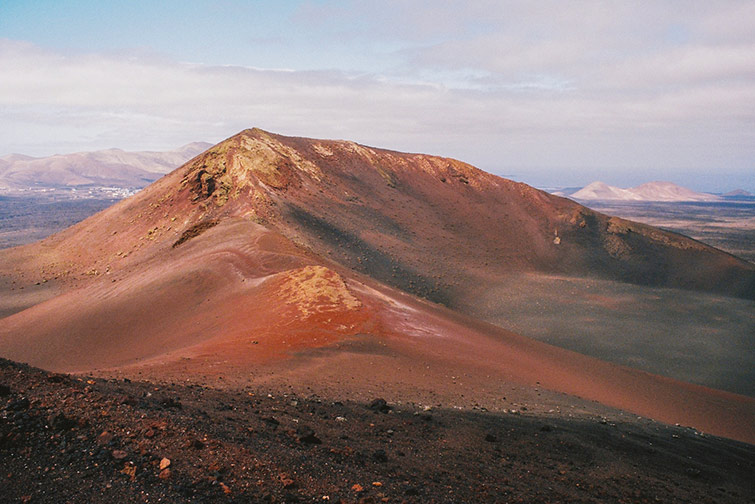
0, 358, 753, 503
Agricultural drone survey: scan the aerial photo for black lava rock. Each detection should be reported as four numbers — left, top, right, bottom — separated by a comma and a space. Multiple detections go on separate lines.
297, 426, 322, 444
49, 413, 77, 431
160, 397, 182, 409
373, 449, 388, 463
369, 398, 391, 413
8, 398, 30, 411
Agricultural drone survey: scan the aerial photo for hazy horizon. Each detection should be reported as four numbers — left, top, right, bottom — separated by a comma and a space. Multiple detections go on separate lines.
0, 140, 755, 194
1, 1, 753, 193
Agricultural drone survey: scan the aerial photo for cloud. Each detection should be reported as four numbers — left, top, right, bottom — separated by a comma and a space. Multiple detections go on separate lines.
0, 1, 753, 191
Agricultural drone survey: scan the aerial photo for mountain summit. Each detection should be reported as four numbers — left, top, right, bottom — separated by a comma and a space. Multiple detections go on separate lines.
173, 129, 751, 299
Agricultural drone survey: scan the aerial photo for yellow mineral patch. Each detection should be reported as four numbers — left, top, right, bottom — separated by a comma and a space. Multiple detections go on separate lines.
275, 143, 322, 181
276, 265, 362, 317
312, 143, 334, 157
339, 141, 377, 160
237, 134, 322, 183
234, 136, 288, 187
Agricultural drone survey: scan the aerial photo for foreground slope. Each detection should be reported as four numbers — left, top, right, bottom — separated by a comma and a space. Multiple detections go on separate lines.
0, 129, 753, 444
2, 359, 752, 503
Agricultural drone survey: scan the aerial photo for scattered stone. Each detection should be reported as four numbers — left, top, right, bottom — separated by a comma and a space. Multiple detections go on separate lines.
8, 398, 30, 411
279, 473, 295, 488
49, 412, 76, 431
296, 425, 322, 444
160, 397, 182, 409
369, 398, 391, 413
120, 395, 139, 406
97, 431, 115, 445
121, 463, 137, 482
351, 483, 364, 492
284, 492, 301, 503
208, 461, 225, 475
159, 468, 171, 480
220, 482, 232, 494
686, 468, 702, 478
159, 458, 171, 470
45, 373, 68, 384
111, 450, 128, 460
372, 449, 388, 463
262, 417, 280, 428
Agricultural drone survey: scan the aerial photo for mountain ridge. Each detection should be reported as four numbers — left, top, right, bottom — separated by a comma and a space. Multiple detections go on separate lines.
570, 180, 719, 202
175, 129, 753, 298
3, 128, 751, 300
0, 142, 212, 191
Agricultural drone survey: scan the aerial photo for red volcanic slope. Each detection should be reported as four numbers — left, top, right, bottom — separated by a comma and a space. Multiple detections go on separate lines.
2, 128, 752, 301
0, 129, 753, 443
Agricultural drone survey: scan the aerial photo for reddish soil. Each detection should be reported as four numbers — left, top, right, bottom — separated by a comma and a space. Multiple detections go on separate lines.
1, 215, 753, 443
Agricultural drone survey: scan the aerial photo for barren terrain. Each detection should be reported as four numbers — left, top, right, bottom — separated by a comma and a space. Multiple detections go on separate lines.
2, 359, 753, 503
1, 129, 753, 502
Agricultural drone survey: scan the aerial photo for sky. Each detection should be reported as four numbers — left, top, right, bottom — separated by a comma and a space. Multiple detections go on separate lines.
1, 0, 753, 192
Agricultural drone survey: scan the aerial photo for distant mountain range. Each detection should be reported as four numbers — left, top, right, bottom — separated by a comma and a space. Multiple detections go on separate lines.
553, 181, 739, 202
722, 189, 754, 198
0, 142, 212, 191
